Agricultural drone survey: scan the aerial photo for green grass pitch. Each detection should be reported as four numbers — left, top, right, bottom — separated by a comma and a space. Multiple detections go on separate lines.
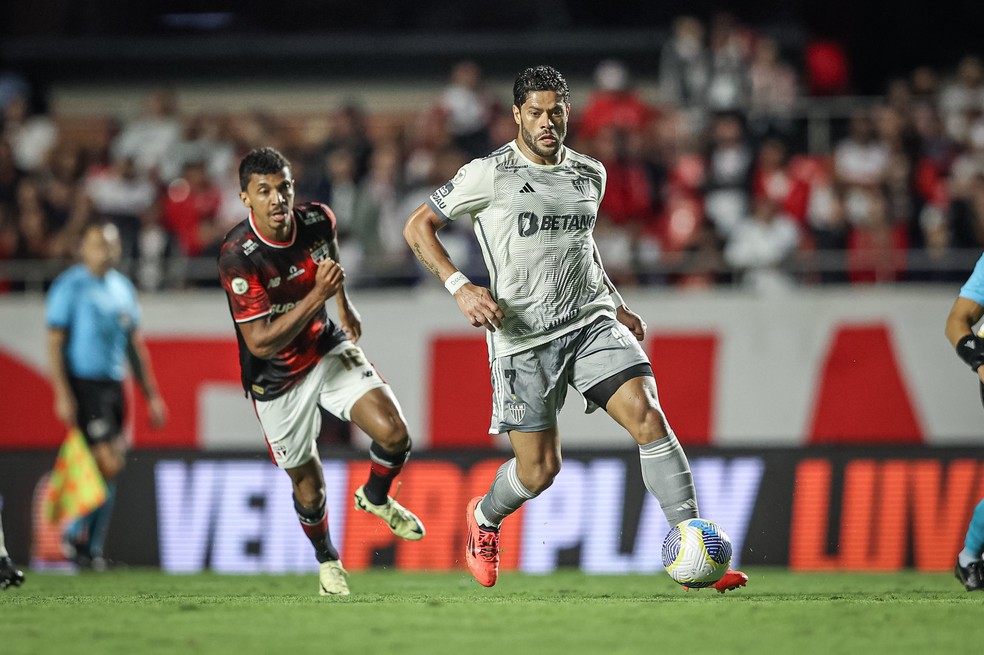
3, 567, 983, 655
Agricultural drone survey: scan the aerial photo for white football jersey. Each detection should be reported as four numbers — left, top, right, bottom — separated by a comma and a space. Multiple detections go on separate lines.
426, 140, 617, 357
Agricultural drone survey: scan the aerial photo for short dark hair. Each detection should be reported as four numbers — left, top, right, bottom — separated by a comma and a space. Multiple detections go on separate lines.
238, 147, 291, 191
513, 65, 570, 108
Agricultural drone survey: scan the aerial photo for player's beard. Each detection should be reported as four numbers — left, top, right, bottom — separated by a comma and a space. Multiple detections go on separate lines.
520, 123, 564, 162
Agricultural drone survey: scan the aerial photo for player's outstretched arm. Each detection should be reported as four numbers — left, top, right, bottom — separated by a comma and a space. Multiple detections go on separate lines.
404, 203, 503, 332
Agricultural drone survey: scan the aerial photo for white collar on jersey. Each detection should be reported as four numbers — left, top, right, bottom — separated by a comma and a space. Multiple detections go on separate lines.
248, 210, 297, 249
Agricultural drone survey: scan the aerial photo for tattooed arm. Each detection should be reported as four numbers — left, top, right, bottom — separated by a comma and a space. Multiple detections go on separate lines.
403, 203, 503, 332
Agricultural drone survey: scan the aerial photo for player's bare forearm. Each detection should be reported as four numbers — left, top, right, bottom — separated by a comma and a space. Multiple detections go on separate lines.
404, 203, 503, 330
335, 286, 363, 343
945, 297, 984, 347
404, 203, 457, 282
240, 291, 329, 359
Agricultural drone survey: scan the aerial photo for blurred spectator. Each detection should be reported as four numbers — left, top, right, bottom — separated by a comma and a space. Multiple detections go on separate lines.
675, 224, 726, 289
85, 156, 157, 256
42, 144, 85, 225
404, 107, 456, 188
302, 102, 374, 198
940, 55, 984, 144
834, 109, 888, 188
948, 173, 984, 250
438, 60, 496, 159
0, 203, 17, 292
912, 104, 959, 180
3, 95, 57, 174
0, 139, 22, 207
13, 177, 52, 260
161, 160, 223, 257
111, 88, 183, 180
578, 60, 653, 143
910, 66, 940, 109
846, 188, 908, 283
724, 197, 800, 292
752, 137, 810, 225
131, 200, 183, 291
593, 124, 657, 284
915, 202, 959, 283
747, 36, 798, 140
354, 140, 414, 285
703, 112, 754, 238
705, 12, 752, 113
659, 16, 710, 107
658, 15, 710, 138
160, 113, 236, 184
950, 122, 984, 186
806, 177, 851, 285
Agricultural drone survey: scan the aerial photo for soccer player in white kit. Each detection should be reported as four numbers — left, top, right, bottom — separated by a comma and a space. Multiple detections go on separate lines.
404, 65, 747, 591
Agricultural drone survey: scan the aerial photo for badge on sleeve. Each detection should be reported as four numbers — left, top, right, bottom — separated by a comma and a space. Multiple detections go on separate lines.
232, 277, 249, 295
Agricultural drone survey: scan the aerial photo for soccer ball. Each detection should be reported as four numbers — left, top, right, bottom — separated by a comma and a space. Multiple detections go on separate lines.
661, 518, 733, 588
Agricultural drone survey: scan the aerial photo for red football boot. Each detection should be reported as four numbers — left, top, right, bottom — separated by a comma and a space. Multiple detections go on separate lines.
465, 496, 500, 587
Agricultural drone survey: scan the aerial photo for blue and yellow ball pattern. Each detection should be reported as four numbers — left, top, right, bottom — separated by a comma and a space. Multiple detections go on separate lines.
661, 518, 733, 587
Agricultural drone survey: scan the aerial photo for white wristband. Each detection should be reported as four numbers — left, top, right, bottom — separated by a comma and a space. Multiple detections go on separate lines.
610, 290, 625, 309
444, 271, 470, 295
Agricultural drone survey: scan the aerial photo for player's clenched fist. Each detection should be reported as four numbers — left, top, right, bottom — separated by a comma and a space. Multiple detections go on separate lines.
314, 259, 345, 300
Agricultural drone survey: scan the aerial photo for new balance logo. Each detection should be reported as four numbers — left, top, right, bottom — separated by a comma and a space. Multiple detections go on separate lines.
518, 182, 536, 193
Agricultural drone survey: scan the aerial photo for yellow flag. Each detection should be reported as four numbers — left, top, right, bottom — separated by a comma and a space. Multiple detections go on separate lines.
43, 429, 107, 524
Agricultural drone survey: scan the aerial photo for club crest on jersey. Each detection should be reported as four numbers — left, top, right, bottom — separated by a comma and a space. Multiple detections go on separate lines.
572, 176, 591, 197
287, 265, 305, 281
301, 209, 326, 226
242, 239, 259, 256
231, 277, 249, 295
310, 240, 331, 264
505, 402, 527, 424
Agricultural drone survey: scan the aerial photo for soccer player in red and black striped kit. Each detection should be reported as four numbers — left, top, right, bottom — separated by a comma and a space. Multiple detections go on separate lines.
218, 147, 425, 596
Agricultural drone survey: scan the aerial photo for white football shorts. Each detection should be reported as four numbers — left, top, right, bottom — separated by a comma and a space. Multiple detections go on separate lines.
254, 341, 389, 469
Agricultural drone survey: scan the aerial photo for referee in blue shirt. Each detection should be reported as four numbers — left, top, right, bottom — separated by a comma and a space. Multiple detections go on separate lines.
946, 252, 984, 591
46, 223, 167, 569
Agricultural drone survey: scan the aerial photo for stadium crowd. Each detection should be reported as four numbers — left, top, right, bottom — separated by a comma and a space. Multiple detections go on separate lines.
2, 13, 984, 293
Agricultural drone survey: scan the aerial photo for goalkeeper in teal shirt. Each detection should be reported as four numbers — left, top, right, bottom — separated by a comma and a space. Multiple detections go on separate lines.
945, 252, 984, 591
46, 223, 167, 569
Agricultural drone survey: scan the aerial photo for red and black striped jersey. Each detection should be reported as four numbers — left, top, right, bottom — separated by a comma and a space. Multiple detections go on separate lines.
217, 202, 346, 400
